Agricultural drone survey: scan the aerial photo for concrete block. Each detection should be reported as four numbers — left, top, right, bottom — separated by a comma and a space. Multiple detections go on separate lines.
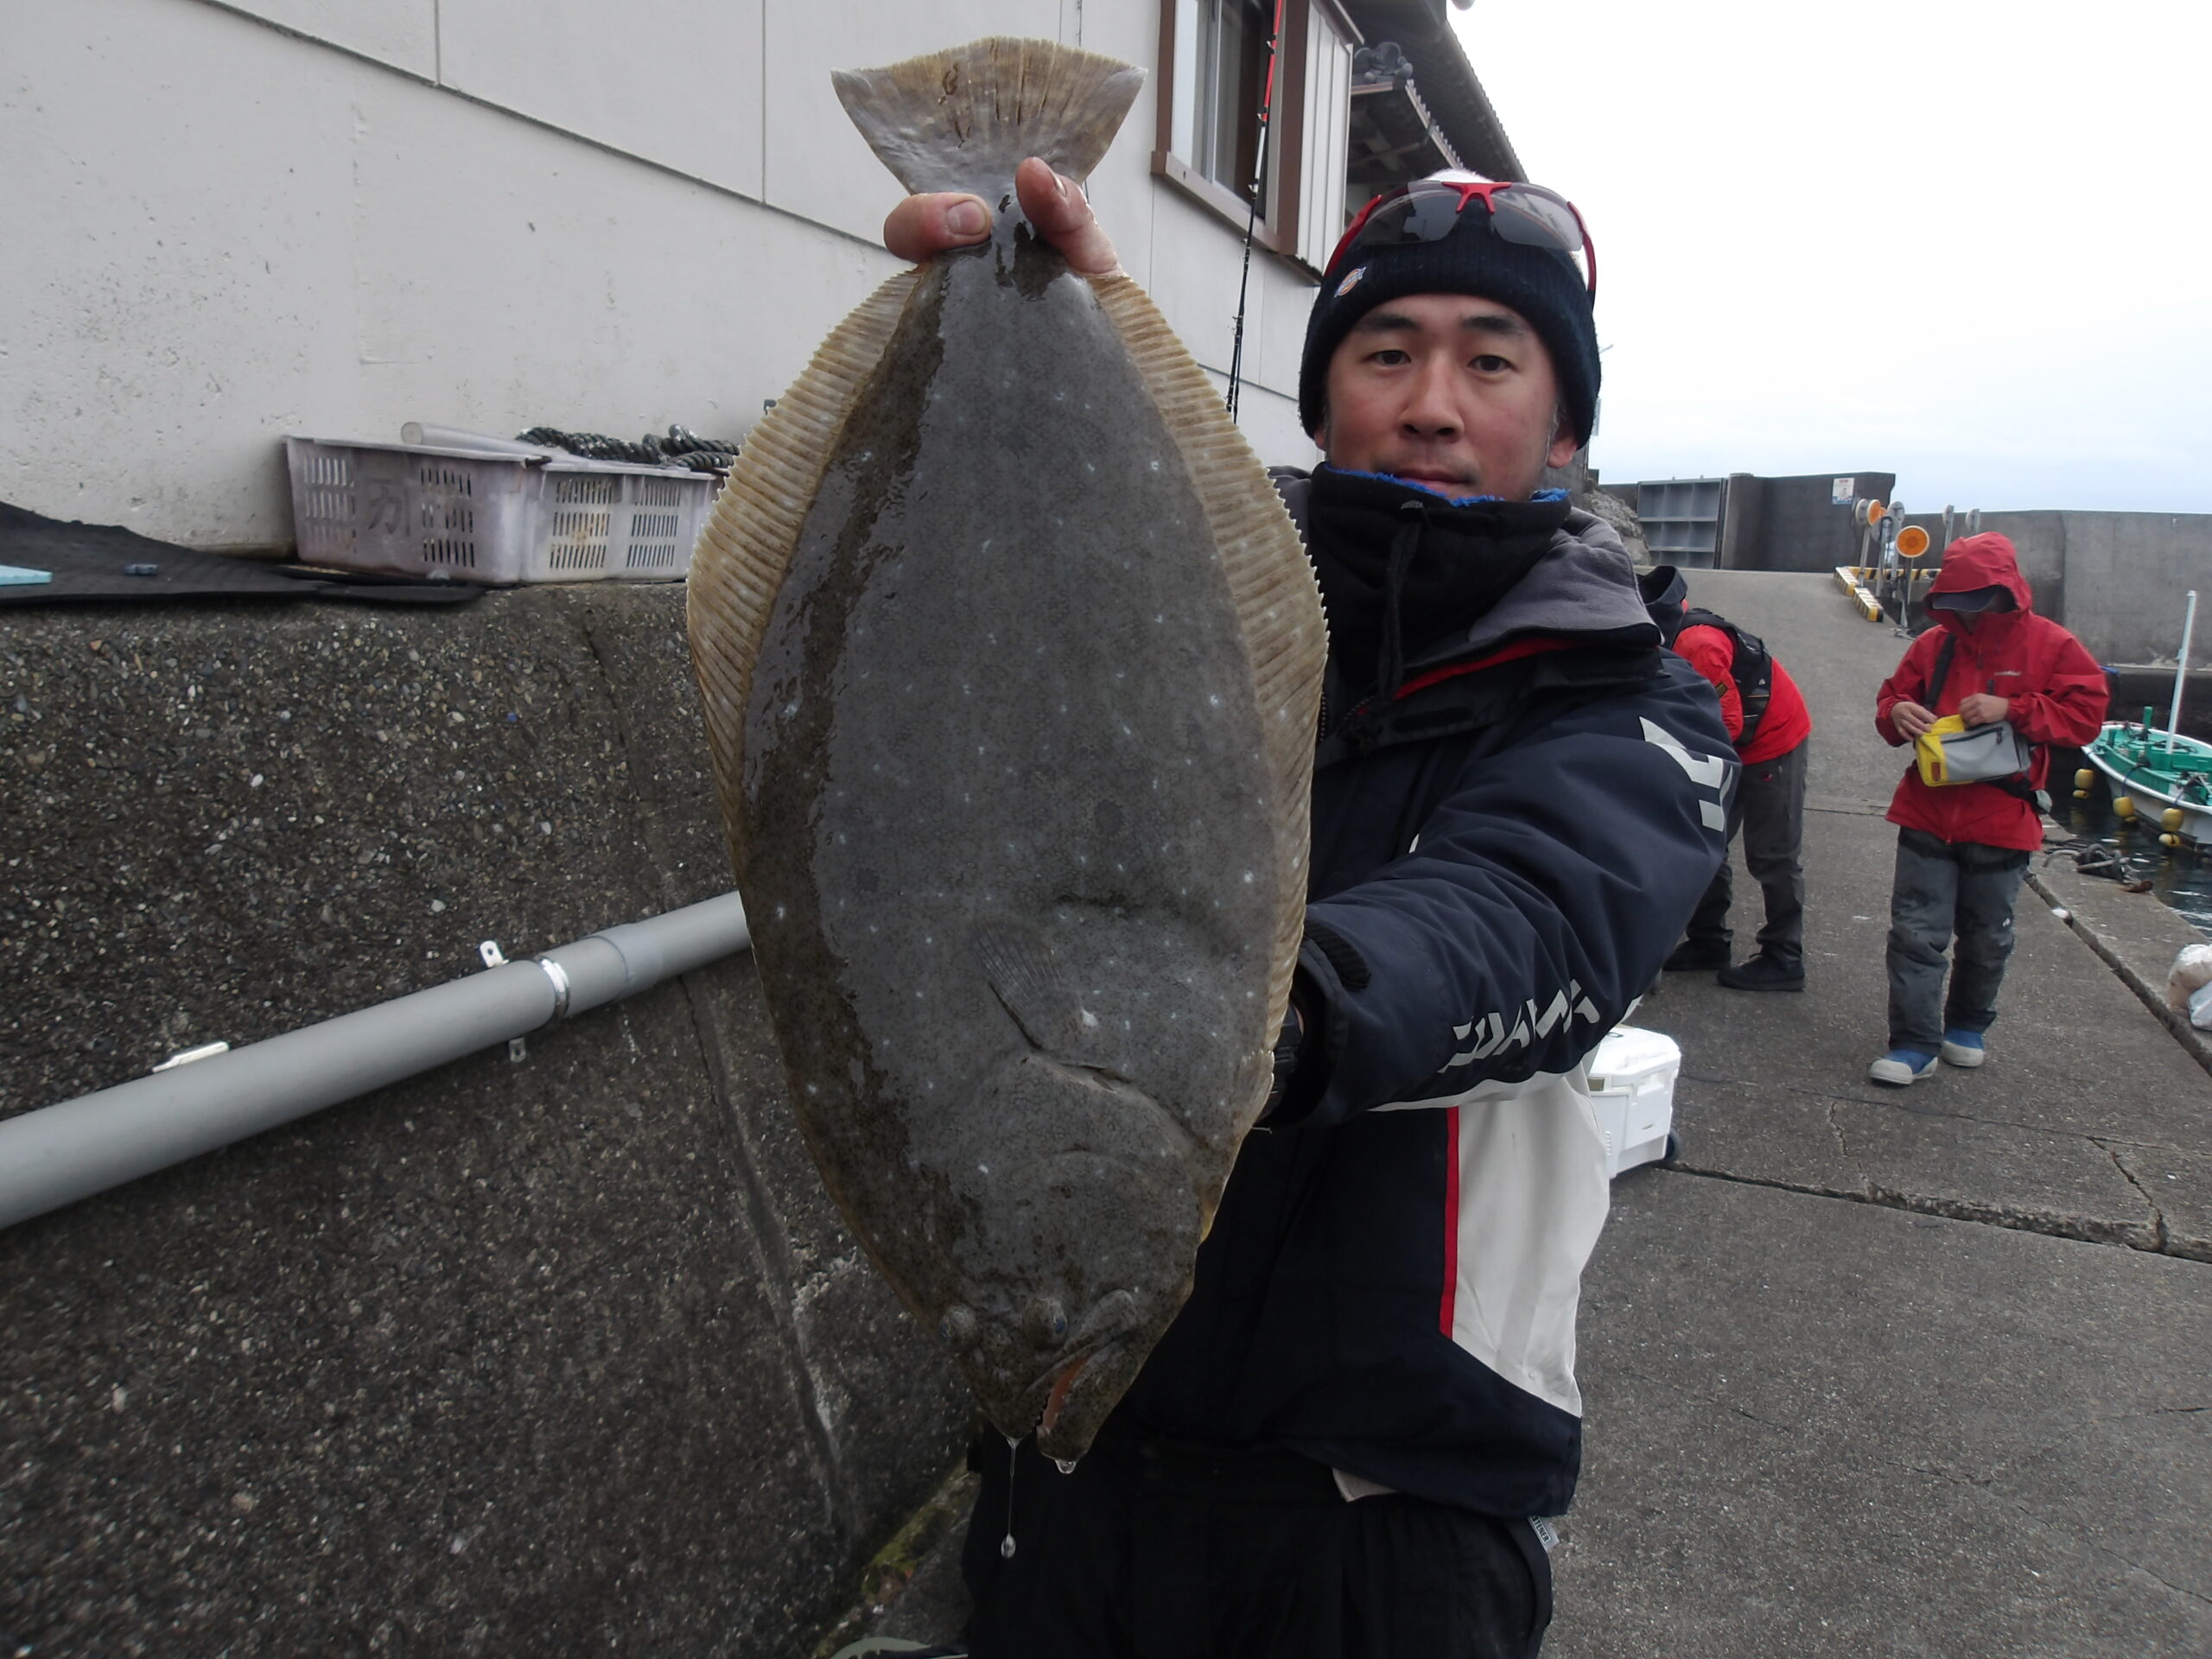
1, 982, 841, 1656
1662, 1077, 1863, 1196
2029, 860, 2212, 1077
0, 590, 968, 1655
1832, 1095, 2160, 1249
1562, 1176, 2212, 1658
2107, 1141, 2212, 1263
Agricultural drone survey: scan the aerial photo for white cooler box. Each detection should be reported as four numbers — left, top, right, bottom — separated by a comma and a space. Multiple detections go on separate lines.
1586, 1024, 1680, 1178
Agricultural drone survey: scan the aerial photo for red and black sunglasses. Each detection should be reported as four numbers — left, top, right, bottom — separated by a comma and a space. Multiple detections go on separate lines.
1327, 176, 1598, 301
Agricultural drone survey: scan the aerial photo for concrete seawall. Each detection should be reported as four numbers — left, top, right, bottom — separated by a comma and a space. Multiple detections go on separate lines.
0, 588, 969, 1656
1879, 506, 2212, 666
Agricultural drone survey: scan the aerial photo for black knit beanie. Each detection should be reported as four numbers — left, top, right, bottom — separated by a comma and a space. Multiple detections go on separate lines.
1298, 192, 1600, 450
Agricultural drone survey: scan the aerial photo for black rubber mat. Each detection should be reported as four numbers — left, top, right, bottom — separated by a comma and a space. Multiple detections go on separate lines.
0, 501, 481, 607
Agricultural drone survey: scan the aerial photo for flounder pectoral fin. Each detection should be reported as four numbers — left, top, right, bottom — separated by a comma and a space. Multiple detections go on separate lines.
1084, 273, 1330, 1079
833, 37, 1145, 198
970, 917, 1095, 1062
685, 268, 918, 874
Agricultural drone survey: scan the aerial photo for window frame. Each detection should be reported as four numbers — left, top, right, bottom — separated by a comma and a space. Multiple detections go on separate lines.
1151, 0, 1361, 274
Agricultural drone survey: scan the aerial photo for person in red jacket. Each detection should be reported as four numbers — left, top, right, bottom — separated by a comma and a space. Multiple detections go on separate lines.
1869, 532, 2107, 1084
1640, 568, 1815, 990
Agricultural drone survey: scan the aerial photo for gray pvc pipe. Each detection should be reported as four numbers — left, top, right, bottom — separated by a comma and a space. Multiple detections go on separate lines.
398, 423, 555, 456
0, 892, 750, 1231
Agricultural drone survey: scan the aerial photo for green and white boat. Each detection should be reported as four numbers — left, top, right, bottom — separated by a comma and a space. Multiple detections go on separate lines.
2085, 716, 2212, 844
2082, 588, 2212, 844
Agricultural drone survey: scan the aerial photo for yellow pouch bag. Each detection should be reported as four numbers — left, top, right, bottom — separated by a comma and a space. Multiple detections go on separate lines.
1915, 715, 1967, 785
1915, 715, 2032, 786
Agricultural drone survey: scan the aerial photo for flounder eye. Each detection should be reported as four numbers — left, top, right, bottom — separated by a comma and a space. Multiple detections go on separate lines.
1025, 1296, 1070, 1346
939, 1305, 979, 1350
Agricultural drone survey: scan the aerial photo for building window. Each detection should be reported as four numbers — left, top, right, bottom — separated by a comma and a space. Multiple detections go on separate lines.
1187, 0, 1274, 201
1295, 6, 1353, 271
1155, 0, 1358, 276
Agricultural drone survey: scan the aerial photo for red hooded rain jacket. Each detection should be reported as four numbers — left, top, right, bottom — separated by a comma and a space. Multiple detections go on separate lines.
1873, 532, 2107, 850
1673, 623, 1812, 764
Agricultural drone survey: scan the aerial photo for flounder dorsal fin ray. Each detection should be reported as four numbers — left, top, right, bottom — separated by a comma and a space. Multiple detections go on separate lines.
1084, 273, 1329, 1112
833, 37, 1145, 197
685, 268, 918, 873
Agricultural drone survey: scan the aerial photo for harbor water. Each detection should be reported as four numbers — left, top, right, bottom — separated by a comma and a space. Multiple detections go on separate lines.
2056, 750, 2212, 939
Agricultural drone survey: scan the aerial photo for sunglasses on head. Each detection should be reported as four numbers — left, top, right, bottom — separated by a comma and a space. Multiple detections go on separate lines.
1328, 176, 1598, 301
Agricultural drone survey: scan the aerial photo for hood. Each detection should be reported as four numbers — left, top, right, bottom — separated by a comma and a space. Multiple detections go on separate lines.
1637, 564, 1687, 640
1929, 532, 2035, 638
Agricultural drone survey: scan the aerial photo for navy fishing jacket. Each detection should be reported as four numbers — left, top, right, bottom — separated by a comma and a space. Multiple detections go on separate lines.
1117, 472, 1735, 1518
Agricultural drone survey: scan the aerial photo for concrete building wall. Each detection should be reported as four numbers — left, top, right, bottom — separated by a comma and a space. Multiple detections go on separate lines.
1718, 472, 1897, 575
2015, 511, 2212, 667
1717, 473, 1764, 572
1, 0, 1320, 553
1900, 509, 2068, 636
0, 588, 970, 1655
1630, 474, 2210, 664
1891, 509, 2212, 664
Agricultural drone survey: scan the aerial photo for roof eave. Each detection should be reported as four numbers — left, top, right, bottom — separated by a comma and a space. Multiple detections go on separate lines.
1339, 0, 1528, 181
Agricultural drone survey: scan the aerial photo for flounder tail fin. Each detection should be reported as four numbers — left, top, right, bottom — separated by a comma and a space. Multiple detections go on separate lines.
833, 36, 1144, 197
685, 268, 918, 874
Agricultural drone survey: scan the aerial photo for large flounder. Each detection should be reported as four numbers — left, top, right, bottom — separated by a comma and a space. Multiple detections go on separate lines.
686, 36, 1325, 1460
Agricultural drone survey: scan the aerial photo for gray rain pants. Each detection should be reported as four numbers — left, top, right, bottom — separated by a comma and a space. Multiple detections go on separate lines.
1885, 826, 2031, 1053
1684, 738, 1808, 967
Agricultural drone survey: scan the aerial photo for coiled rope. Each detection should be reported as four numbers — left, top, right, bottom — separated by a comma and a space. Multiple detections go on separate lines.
516, 424, 742, 474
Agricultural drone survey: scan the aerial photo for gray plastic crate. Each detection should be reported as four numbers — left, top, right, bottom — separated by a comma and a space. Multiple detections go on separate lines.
284, 437, 718, 585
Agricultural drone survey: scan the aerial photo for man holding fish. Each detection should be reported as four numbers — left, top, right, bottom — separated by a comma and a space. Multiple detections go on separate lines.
875, 159, 1735, 1657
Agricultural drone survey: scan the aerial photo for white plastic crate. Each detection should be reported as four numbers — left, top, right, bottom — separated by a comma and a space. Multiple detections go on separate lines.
284, 436, 720, 585
1586, 1024, 1680, 1179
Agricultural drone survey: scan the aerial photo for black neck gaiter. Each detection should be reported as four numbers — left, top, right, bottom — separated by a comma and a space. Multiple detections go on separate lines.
1304, 467, 1572, 701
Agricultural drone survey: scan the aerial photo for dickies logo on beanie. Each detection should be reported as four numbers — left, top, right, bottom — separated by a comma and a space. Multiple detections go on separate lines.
1298, 180, 1600, 450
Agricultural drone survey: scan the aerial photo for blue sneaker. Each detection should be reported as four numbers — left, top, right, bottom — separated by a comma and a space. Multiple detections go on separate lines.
1940, 1028, 1986, 1068
1868, 1048, 1940, 1086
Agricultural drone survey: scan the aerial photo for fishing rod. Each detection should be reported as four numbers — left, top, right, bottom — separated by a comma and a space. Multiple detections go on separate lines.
1224, 0, 1287, 423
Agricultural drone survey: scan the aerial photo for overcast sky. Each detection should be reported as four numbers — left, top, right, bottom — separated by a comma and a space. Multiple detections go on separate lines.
1455, 0, 2212, 514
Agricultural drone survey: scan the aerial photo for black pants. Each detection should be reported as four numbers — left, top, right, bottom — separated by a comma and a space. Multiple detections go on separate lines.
961, 1426, 1552, 1659
1885, 827, 2031, 1052
1685, 737, 1808, 966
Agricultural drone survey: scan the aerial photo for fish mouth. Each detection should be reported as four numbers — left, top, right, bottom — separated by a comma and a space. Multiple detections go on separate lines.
1039, 1348, 1102, 1435
1018, 1313, 1137, 1405
976, 1340, 1118, 1450
1033, 1338, 1127, 1457
1026, 1290, 1147, 1455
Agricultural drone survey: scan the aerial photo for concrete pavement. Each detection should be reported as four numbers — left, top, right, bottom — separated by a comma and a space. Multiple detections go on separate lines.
1554, 570, 2212, 1656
